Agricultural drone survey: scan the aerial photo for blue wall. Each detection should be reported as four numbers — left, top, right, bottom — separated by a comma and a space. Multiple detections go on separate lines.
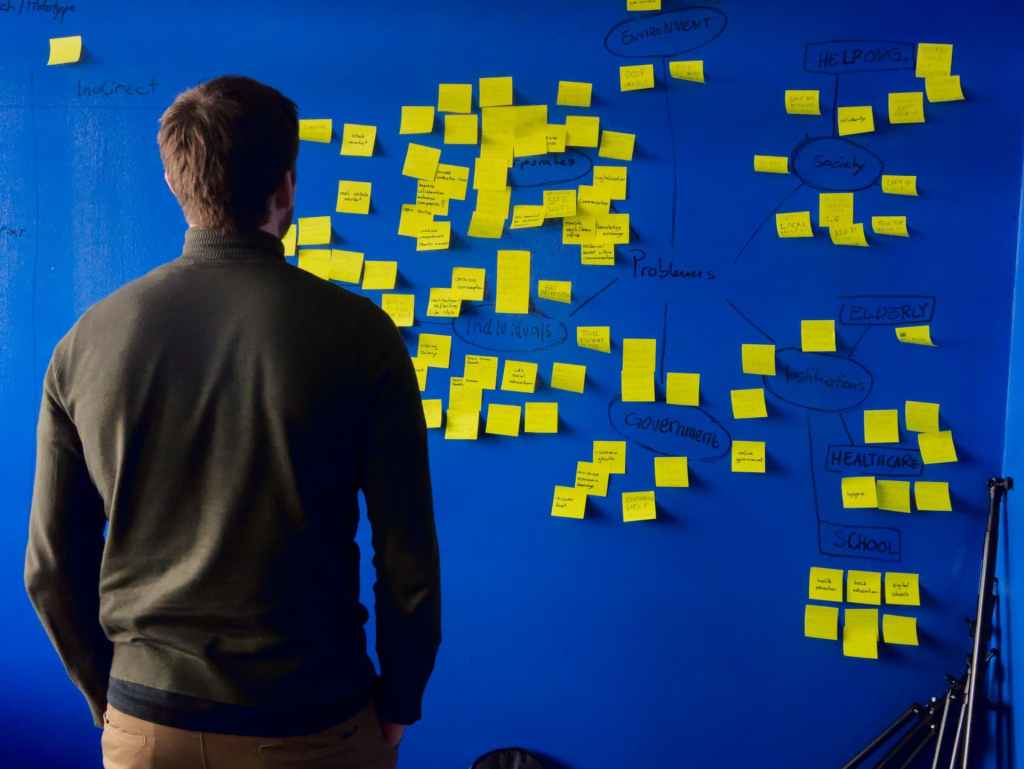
3, 2, 1024, 768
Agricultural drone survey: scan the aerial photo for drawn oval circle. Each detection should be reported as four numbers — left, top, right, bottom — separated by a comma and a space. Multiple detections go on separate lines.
453, 307, 568, 353
765, 347, 874, 413
790, 136, 883, 192
509, 150, 593, 189
607, 399, 732, 462
604, 7, 728, 58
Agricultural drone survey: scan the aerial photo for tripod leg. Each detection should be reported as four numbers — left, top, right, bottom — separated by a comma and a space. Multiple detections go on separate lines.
930, 690, 953, 769
842, 705, 922, 769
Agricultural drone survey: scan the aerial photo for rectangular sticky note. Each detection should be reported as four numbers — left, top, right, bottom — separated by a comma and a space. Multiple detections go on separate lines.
496, 250, 530, 314
742, 343, 776, 376
329, 250, 363, 284
336, 180, 372, 214
805, 605, 840, 641
925, 75, 965, 103
501, 360, 538, 393
537, 280, 572, 304
837, 105, 875, 136
785, 90, 821, 115
298, 216, 332, 246
282, 224, 297, 256
882, 175, 918, 196
361, 260, 398, 291
468, 211, 505, 239
622, 490, 657, 522
593, 166, 628, 200
593, 440, 627, 474
731, 388, 767, 419
864, 409, 900, 444
438, 83, 472, 113
916, 43, 953, 78
668, 59, 704, 83
452, 267, 486, 302
298, 250, 332, 280
829, 223, 868, 247
918, 431, 958, 464
543, 123, 568, 154
889, 92, 925, 124
381, 293, 415, 327
434, 163, 470, 200
620, 64, 655, 92
565, 115, 600, 148
896, 325, 935, 346
524, 402, 559, 434
755, 155, 790, 174
400, 106, 435, 135
842, 476, 879, 509
801, 320, 836, 352
551, 485, 586, 520
444, 114, 479, 145
426, 287, 462, 318
666, 372, 700, 406
581, 243, 616, 266
416, 221, 452, 251
809, 567, 844, 602
479, 76, 513, 108
843, 608, 879, 659
340, 123, 376, 156
915, 481, 952, 511
818, 192, 854, 228
543, 189, 578, 218
882, 614, 919, 646
417, 333, 452, 369
402, 143, 442, 180
905, 401, 939, 433
776, 211, 813, 238
654, 456, 689, 488
299, 119, 332, 143
621, 368, 655, 402
464, 355, 499, 390
731, 440, 766, 473
872, 216, 909, 237
551, 362, 586, 394
422, 399, 442, 428
445, 409, 479, 440
877, 480, 912, 513
847, 570, 882, 605
577, 326, 611, 353
486, 403, 522, 437
623, 338, 656, 371
510, 205, 545, 229
48, 35, 83, 65
627, 0, 661, 8
575, 461, 609, 497
885, 572, 921, 606
557, 81, 592, 107
598, 130, 636, 162
473, 156, 508, 191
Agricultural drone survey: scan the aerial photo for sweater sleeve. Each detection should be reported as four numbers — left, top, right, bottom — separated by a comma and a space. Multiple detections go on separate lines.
24, 352, 113, 728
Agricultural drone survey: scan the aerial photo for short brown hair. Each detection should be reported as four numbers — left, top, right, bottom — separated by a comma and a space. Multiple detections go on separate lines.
157, 76, 298, 232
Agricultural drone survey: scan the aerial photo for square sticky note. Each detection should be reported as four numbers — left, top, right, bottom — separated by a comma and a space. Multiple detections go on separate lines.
565, 115, 600, 148
381, 293, 415, 327
801, 320, 836, 352
918, 431, 958, 464
444, 409, 479, 441
551, 485, 587, 520
438, 83, 472, 113
551, 362, 586, 393
847, 570, 882, 605
329, 250, 363, 284
479, 76, 513, 108
417, 333, 452, 369
622, 490, 657, 522
882, 614, 919, 646
842, 476, 878, 509
557, 81, 592, 107
594, 212, 630, 243
298, 216, 332, 246
452, 267, 486, 302
877, 480, 912, 513
416, 221, 452, 252
486, 404, 522, 437
864, 410, 900, 444
731, 388, 767, 419
837, 105, 875, 136
422, 399, 442, 429
575, 461, 609, 496
621, 368, 655, 402
426, 287, 461, 317
577, 326, 612, 353
905, 401, 940, 433
916, 43, 953, 78
542, 189, 577, 218
473, 156, 508, 191
400, 106, 435, 135
620, 64, 655, 92
340, 123, 376, 157
361, 260, 398, 291
885, 572, 921, 606
464, 355, 499, 390
731, 440, 766, 473
668, 60, 704, 83
599, 130, 636, 161
593, 166, 628, 200
776, 211, 813, 237
48, 35, 83, 65
501, 360, 538, 393
755, 155, 790, 174
593, 440, 627, 474
829, 223, 868, 247
882, 175, 919, 196
524, 402, 559, 434
895, 325, 935, 346
467, 211, 505, 239
809, 567, 843, 602
805, 605, 839, 641
925, 75, 965, 103
915, 481, 952, 511
397, 205, 433, 238
298, 250, 332, 280
889, 92, 925, 124
435, 163, 470, 200
299, 119, 332, 143
622, 338, 656, 371
402, 143, 442, 180
654, 456, 689, 488
336, 180, 372, 214
843, 608, 879, 659
742, 344, 776, 375
444, 114, 479, 145
785, 90, 821, 115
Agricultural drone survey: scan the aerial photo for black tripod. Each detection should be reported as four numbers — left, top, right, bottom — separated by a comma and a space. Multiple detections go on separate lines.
841, 477, 1012, 769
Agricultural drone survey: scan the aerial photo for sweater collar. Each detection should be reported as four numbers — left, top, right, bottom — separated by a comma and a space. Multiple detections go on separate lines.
179, 227, 285, 263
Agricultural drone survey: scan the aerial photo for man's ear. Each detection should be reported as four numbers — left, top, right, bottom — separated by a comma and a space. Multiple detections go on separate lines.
275, 168, 296, 209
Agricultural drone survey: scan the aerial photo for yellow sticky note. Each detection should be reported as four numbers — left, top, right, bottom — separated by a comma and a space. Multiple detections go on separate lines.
417, 333, 452, 369
622, 490, 657, 522
452, 267, 486, 302
336, 180, 372, 215
593, 440, 627, 474
416, 221, 452, 252
916, 43, 953, 78
882, 614, 919, 646
829, 223, 868, 247
399, 106, 434, 135
818, 192, 854, 228
551, 485, 586, 520
627, 0, 661, 8
882, 175, 919, 196
578, 185, 612, 218
599, 130, 636, 162
654, 456, 689, 488
847, 570, 882, 605
538, 280, 572, 304
622, 338, 656, 371
593, 166, 628, 201
843, 608, 879, 659
557, 81, 592, 107
381, 293, 415, 327
298, 249, 332, 280
510, 205, 545, 229
919, 431, 958, 464
416, 180, 450, 216
475, 187, 512, 219
479, 76, 513, 108
434, 164, 470, 200
341, 123, 377, 156
422, 399, 442, 429
330, 250, 364, 284
666, 372, 700, 406
543, 189, 578, 218
620, 64, 655, 92
282, 224, 297, 256
545, 123, 568, 153
877, 480, 912, 514
473, 156, 508, 191
486, 403, 522, 437
361, 260, 398, 291
621, 368, 655, 402
298, 216, 332, 246
864, 410, 899, 444
445, 408, 479, 440
872, 216, 909, 237
464, 355, 499, 390
805, 605, 840, 641
467, 211, 505, 239
915, 481, 952, 511
925, 75, 965, 103
565, 115, 600, 148
438, 83, 472, 113
416, 359, 431, 393
397, 205, 433, 238
755, 155, 790, 174
742, 344, 776, 376
551, 362, 586, 394
785, 90, 821, 115
575, 461, 609, 497
885, 572, 921, 606
837, 105, 875, 136
402, 143, 442, 180
524, 402, 559, 434
889, 92, 925, 124
731, 388, 767, 419
501, 360, 538, 393
895, 325, 936, 346
449, 377, 483, 413
444, 114, 479, 145
426, 287, 462, 318
776, 211, 813, 238
905, 401, 940, 433
594, 213, 630, 244
496, 250, 530, 314
48, 34, 82, 65
668, 59, 704, 83
842, 476, 879, 509
299, 119, 332, 143
731, 440, 766, 473
809, 567, 844, 602
581, 242, 616, 266
801, 320, 836, 352
577, 326, 611, 353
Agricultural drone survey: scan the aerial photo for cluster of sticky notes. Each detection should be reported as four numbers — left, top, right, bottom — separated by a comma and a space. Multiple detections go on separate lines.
621, 338, 656, 403
297, 248, 364, 284
552, 441, 627, 521
916, 42, 965, 103
837, 475, 951, 513
819, 192, 868, 247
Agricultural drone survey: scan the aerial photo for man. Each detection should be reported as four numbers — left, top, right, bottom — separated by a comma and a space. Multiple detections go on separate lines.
24, 75, 441, 769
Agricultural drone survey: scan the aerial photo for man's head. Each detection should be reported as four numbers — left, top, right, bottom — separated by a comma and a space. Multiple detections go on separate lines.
157, 75, 298, 237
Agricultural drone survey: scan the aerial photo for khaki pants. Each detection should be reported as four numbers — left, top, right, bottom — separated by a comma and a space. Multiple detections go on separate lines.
101, 703, 398, 769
